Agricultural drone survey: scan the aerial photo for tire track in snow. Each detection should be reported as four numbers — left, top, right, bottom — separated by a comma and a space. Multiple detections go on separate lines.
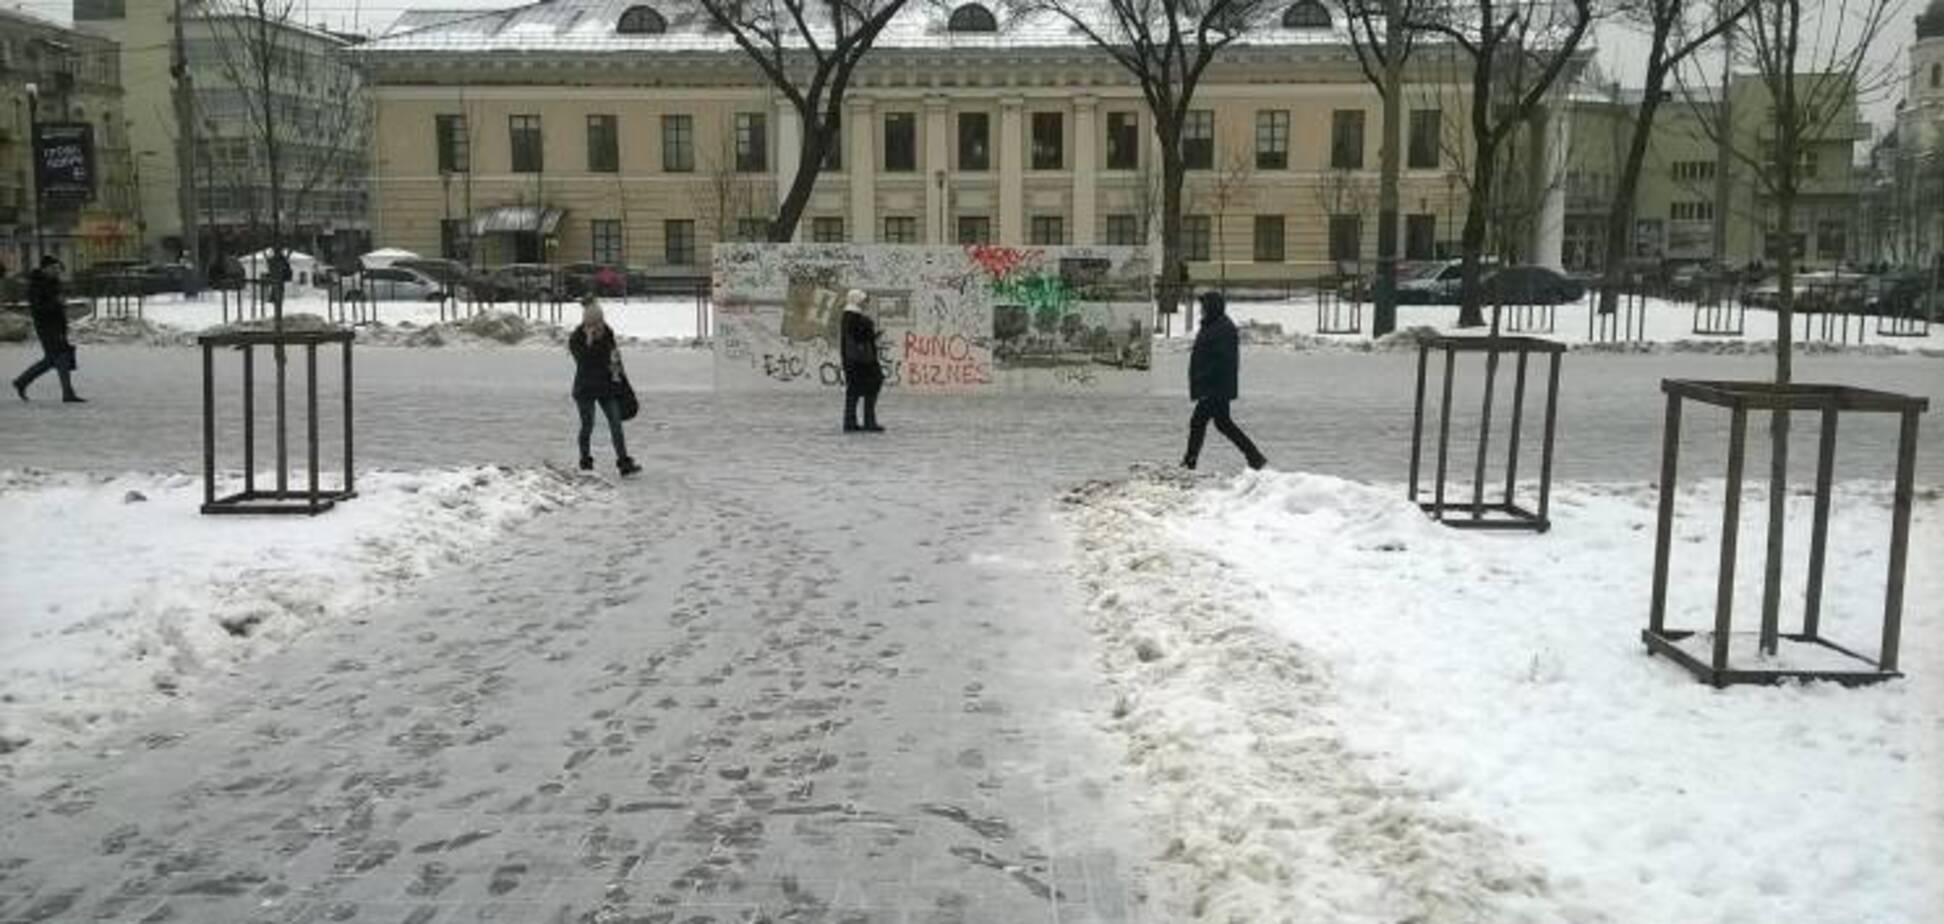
1059, 467, 1606, 924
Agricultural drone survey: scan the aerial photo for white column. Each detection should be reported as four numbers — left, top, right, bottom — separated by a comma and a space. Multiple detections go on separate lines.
1072, 95, 1098, 245
774, 101, 802, 242
1000, 96, 1025, 244
1529, 103, 1568, 270
925, 95, 950, 244
849, 95, 876, 243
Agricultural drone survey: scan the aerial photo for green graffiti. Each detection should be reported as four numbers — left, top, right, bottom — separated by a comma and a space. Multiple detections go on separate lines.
990, 271, 1074, 318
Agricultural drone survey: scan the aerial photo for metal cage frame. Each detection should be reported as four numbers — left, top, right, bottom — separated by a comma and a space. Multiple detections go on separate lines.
1408, 333, 1564, 532
199, 329, 357, 516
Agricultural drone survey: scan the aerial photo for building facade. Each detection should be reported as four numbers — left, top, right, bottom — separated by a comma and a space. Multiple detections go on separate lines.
1866, 0, 1944, 267
0, 7, 139, 271
356, 0, 1585, 282
74, 0, 371, 265
1562, 75, 1867, 274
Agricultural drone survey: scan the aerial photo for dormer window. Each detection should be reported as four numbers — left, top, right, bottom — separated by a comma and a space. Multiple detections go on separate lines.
947, 3, 998, 32
617, 5, 667, 34
1281, 0, 1331, 28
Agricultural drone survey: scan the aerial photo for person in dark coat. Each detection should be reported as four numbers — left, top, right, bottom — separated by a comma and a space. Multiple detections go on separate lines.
840, 288, 885, 432
1183, 291, 1264, 470
568, 298, 638, 475
11, 256, 84, 403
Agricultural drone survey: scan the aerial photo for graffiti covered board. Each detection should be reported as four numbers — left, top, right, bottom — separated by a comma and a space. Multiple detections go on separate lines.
712, 244, 1154, 393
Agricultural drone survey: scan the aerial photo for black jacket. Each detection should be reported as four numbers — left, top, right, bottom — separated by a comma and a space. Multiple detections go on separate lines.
568, 325, 624, 400
840, 309, 883, 382
27, 268, 69, 352
1188, 296, 1239, 401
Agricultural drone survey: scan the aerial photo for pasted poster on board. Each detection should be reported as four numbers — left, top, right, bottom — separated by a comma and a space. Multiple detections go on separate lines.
712, 244, 1154, 392
33, 122, 96, 208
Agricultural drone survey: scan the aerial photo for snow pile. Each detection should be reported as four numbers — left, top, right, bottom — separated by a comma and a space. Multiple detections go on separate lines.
1063, 469, 1943, 923
0, 465, 599, 767
0, 312, 29, 343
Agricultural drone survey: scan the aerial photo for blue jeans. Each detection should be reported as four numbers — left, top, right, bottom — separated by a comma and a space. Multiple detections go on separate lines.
576, 396, 628, 460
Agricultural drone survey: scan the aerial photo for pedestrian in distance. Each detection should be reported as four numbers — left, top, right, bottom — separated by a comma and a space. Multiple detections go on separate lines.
1182, 291, 1265, 471
840, 288, 885, 433
568, 297, 640, 476
12, 256, 85, 403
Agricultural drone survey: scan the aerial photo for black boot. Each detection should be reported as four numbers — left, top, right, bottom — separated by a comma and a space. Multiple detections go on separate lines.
617, 456, 641, 476
62, 394, 86, 404
579, 456, 594, 471
11, 379, 25, 401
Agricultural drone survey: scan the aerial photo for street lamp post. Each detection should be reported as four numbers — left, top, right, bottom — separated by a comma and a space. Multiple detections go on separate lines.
25, 82, 41, 265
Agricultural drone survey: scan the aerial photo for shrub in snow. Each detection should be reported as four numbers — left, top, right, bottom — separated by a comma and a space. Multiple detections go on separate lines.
456, 311, 532, 344
0, 312, 28, 342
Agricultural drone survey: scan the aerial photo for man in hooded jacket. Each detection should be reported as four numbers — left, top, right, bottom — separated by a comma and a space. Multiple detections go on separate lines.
12, 256, 84, 402
840, 289, 885, 432
1183, 291, 1264, 470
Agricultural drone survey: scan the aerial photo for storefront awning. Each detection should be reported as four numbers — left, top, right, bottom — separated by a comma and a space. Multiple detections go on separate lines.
472, 206, 564, 236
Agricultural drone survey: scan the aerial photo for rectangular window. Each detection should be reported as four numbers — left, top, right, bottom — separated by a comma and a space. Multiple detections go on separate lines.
591, 219, 623, 264
1408, 109, 1440, 169
1105, 214, 1139, 246
1032, 112, 1064, 170
1029, 215, 1065, 245
883, 216, 918, 243
586, 114, 619, 173
1253, 215, 1285, 262
662, 114, 694, 172
1183, 110, 1214, 170
1255, 111, 1289, 170
1331, 110, 1366, 169
734, 112, 768, 172
1106, 111, 1139, 170
1671, 160, 1717, 182
958, 112, 990, 171
664, 219, 695, 265
509, 114, 542, 173
436, 114, 469, 173
1329, 214, 1363, 263
736, 218, 768, 242
1405, 213, 1436, 260
884, 112, 917, 172
1184, 215, 1212, 261
1670, 201, 1714, 221
1816, 220, 1846, 259
956, 215, 991, 244
813, 216, 846, 243
440, 218, 470, 260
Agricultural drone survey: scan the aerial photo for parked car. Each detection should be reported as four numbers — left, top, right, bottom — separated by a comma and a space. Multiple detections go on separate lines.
561, 262, 628, 298
1860, 272, 1931, 316
1479, 265, 1586, 305
392, 258, 486, 299
72, 260, 147, 297
344, 266, 446, 301
1396, 258, 1499, 304
485, 263, 562, 302
1746, 272, 1869, 313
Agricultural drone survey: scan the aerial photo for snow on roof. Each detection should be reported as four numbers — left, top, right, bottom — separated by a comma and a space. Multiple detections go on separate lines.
363, 0, 1357, 56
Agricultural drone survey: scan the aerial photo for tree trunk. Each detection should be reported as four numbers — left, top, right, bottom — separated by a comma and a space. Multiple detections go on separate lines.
1373, 13, 1406, 337
771, 122, 831, 243
1599, 57, 1669, 315
1759, 166, 1799, 655
1159, 148, 1188, 328
1457, 143, 1496, 328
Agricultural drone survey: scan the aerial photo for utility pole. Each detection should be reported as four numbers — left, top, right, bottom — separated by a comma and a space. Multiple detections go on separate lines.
1711, 18, 1734, 270
173, 0, 202, 275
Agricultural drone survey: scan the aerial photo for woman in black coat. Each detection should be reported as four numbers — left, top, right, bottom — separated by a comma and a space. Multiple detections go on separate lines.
840, 288, 885, 432
11, 256, 83, 403
568, 299, 639, 475
1183, 291, 1266, 470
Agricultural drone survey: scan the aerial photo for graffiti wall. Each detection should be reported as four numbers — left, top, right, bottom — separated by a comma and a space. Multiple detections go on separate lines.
712, 244, 1154, 393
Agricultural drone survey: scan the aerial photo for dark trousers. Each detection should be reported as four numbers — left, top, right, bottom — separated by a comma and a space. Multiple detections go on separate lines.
576, 396, 628, 460
1184, 398, 1265, 467
844, 373, 882, 429
14, 344, 76, 398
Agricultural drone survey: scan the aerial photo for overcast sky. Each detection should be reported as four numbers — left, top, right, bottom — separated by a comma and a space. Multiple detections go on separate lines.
7, 0, 1922, 128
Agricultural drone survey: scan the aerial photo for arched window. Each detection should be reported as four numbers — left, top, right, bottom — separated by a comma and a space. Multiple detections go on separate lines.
1282, 0, 1331, 28
947, 3, 999, 32
616, 5, 667, 34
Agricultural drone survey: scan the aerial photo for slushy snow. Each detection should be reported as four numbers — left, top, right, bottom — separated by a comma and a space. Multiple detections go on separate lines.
1062, 469, 1942, 923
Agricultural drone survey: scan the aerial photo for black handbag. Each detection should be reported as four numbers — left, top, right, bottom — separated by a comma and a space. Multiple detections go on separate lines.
617, 375, 639, 421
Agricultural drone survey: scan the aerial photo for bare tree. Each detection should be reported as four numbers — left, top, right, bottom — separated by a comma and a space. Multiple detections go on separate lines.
1009, 0, 1275, 317
1593, 0, 1750, 314
694, 115, 763, 247
1343, 0, 1433, 335
1312, 164, 1373, 272
1409, 0, 1594, 326
693, 0, 914, 241
1203, 148, 1256, 285
1676, 0, 1897, 654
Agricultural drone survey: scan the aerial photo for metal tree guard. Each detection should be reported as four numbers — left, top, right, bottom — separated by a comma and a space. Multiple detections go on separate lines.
1642, 380, 1927, 687
200, 329, 357, 515
1408, 307, 1564, 532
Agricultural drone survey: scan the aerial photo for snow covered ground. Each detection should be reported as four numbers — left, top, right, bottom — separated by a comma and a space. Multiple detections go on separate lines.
1062, 469, 1943, 922
0, 466, 594, 764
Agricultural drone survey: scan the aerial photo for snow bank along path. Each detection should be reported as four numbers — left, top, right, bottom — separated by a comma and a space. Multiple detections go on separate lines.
1062, 469, 1942, 923
0, 467, 592, 764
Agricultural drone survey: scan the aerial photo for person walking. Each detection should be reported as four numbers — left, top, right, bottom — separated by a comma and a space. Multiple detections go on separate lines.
568, 298, 639, 476
1182, 291, 1265, 471
840, 289, 885, 433
12, 256, 84, 403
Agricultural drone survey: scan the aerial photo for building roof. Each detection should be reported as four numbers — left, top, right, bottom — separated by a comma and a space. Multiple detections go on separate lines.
362, 0, 1357, 56
1918, 0, 1943, 39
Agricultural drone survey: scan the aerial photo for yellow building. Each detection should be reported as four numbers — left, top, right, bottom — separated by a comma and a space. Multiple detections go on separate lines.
0, 7, 139, 270
356, 0, 1568, 282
